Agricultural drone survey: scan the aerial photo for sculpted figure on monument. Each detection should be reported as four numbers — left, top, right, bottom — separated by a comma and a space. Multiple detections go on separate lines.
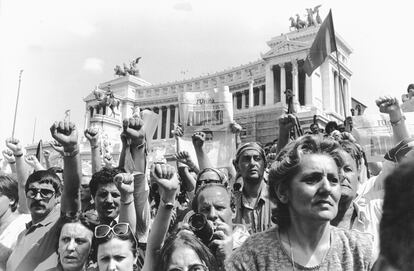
295, 14, 307, 29
93, 85, 120, 117
314, 5, 322, 24
306, 8, 318, 26
114, 57, 141, 77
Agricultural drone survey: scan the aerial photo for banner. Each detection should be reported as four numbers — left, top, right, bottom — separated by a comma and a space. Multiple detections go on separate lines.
352, 112, 414, 162
178, 86, 236, 168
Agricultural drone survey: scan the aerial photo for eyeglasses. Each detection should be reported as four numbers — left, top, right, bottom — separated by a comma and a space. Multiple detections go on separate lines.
94, 223, 137, 243
168, 263, 209, 271
26, 188, 55, 199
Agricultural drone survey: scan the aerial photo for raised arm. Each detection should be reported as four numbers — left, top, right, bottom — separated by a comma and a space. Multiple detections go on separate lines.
5, 138, 29, 213
275, 114, 296, 155
114, 173, 136, 232
24, 154, 45, 171
192, 132, 213, 170
142, 163, 179, 271
43, 150, 51, 169
175, 150, 198, 192
2, 149, 16, 174
50, 121, 81, 214
84, 126, 102, 174
123, 117, 150, 241
376, 96, 410, 144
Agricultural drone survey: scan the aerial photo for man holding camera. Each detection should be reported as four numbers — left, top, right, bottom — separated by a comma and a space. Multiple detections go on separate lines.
191, 183, 249, 268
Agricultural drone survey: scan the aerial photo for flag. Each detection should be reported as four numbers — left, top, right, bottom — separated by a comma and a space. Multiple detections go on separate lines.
35, 140, 44, 166
303, 10, 337, 77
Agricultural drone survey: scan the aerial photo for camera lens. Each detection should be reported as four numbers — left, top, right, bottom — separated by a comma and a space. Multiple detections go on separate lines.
189, 213, 206, 230
189, 213, 214, 244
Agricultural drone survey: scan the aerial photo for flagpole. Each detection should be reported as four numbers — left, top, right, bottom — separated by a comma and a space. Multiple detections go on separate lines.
335, 51, 347, 118
12, 70, 24, 138
32, 117, 37, 143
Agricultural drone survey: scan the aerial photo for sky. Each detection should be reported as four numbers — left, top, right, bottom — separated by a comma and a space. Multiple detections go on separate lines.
1, 0, 414, 148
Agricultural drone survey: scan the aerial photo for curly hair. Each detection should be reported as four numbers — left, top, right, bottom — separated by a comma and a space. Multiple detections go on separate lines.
158, 230, 219, 271
89, 167, 125, 197
268, 135, 343, 230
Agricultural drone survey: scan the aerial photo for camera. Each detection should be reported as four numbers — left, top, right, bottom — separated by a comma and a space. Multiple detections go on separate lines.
188, 213, 215, 245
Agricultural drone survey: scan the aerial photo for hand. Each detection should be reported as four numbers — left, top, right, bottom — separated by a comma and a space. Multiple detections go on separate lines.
43, 150, 51, 159
50, 121, 78, 151
24, 154, 41, 169
122, 117, 145, 147
103, 154, 113, 168
5, 138, 23, 155
150, 163, 179, 202
278, 114, 297, 131
192, 132, 206, 149
114, 173, 134, 196
209, 220, 233, 263
2, 149, 15, 163
84, 127, 100, 147
230, 122, 242, 134
375, 96, 400, 115
172, 123, 184, 137
50, 141, 64, 156
174, 151, 195, 167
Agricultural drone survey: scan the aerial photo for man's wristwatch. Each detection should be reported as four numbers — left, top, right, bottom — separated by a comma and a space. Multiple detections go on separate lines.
161, 198, 174, 210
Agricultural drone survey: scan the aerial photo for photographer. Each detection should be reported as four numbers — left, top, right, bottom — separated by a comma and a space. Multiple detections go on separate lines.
190, 183, 249, 268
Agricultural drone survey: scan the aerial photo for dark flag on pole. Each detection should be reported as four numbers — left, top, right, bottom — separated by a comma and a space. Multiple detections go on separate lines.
35, 139, 44, 166
303, 10, 337, 77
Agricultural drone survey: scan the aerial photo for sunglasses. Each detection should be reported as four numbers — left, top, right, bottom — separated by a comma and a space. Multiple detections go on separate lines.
168, 263, 209, 271
26, 188, 55, 199
94, 223, 137, 243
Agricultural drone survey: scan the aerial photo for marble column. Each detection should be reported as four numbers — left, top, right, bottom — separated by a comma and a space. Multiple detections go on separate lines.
305, 74, 313, 105
174, 104, 179, 127
233, 94, 237, 111
334, 72, 340, 114
291, 60, 300, 112
280, 63, 286, 104
166, 105, 171, 138
265, 65, 274, 105
241, 92, 246, 109
157, 107, 162, 139
259, 86, 264, 106
248, 80, 254, 108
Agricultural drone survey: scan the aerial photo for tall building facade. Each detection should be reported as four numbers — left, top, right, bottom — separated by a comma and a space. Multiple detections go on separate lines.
80, 25, 352, 160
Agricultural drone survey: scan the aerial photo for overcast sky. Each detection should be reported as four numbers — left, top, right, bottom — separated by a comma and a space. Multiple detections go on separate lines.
1, 0, 413, 148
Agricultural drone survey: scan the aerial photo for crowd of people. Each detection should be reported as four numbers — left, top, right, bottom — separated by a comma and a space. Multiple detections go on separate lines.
0, 94, 413, 271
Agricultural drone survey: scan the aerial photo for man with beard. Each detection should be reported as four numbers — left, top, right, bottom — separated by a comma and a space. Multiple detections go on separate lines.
232, 142, 275, 234
6, 121, 82, 271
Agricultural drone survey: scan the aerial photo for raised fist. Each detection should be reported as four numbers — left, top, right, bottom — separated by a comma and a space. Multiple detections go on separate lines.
43, 150, 51, 159
375, 96, 400, 115
84, 126, 100, 147
279, 114, 297, 130
114, 173, 134, 196
192, 132, 206, 149
150, 163, 179, 201
24, 154, 41, 169
230, 122, 242, 134
103, 154, 113, 168
50, 121, 78, 151
2, 149, 15, 163
50, 140, 64, 156
122, 117, 145, 147
5, 138, 23, 155
174, 151, 194, 166
172, 123, 184, 137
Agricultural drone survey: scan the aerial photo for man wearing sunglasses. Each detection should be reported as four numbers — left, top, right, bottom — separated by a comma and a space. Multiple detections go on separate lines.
7, 121, 83, 271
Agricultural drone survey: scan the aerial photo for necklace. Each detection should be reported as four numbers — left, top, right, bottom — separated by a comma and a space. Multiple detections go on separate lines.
285, 227, 332, 271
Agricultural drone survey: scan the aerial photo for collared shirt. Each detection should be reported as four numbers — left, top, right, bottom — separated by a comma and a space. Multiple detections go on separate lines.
6, 205, 62, 271
233, 181, 276, 234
